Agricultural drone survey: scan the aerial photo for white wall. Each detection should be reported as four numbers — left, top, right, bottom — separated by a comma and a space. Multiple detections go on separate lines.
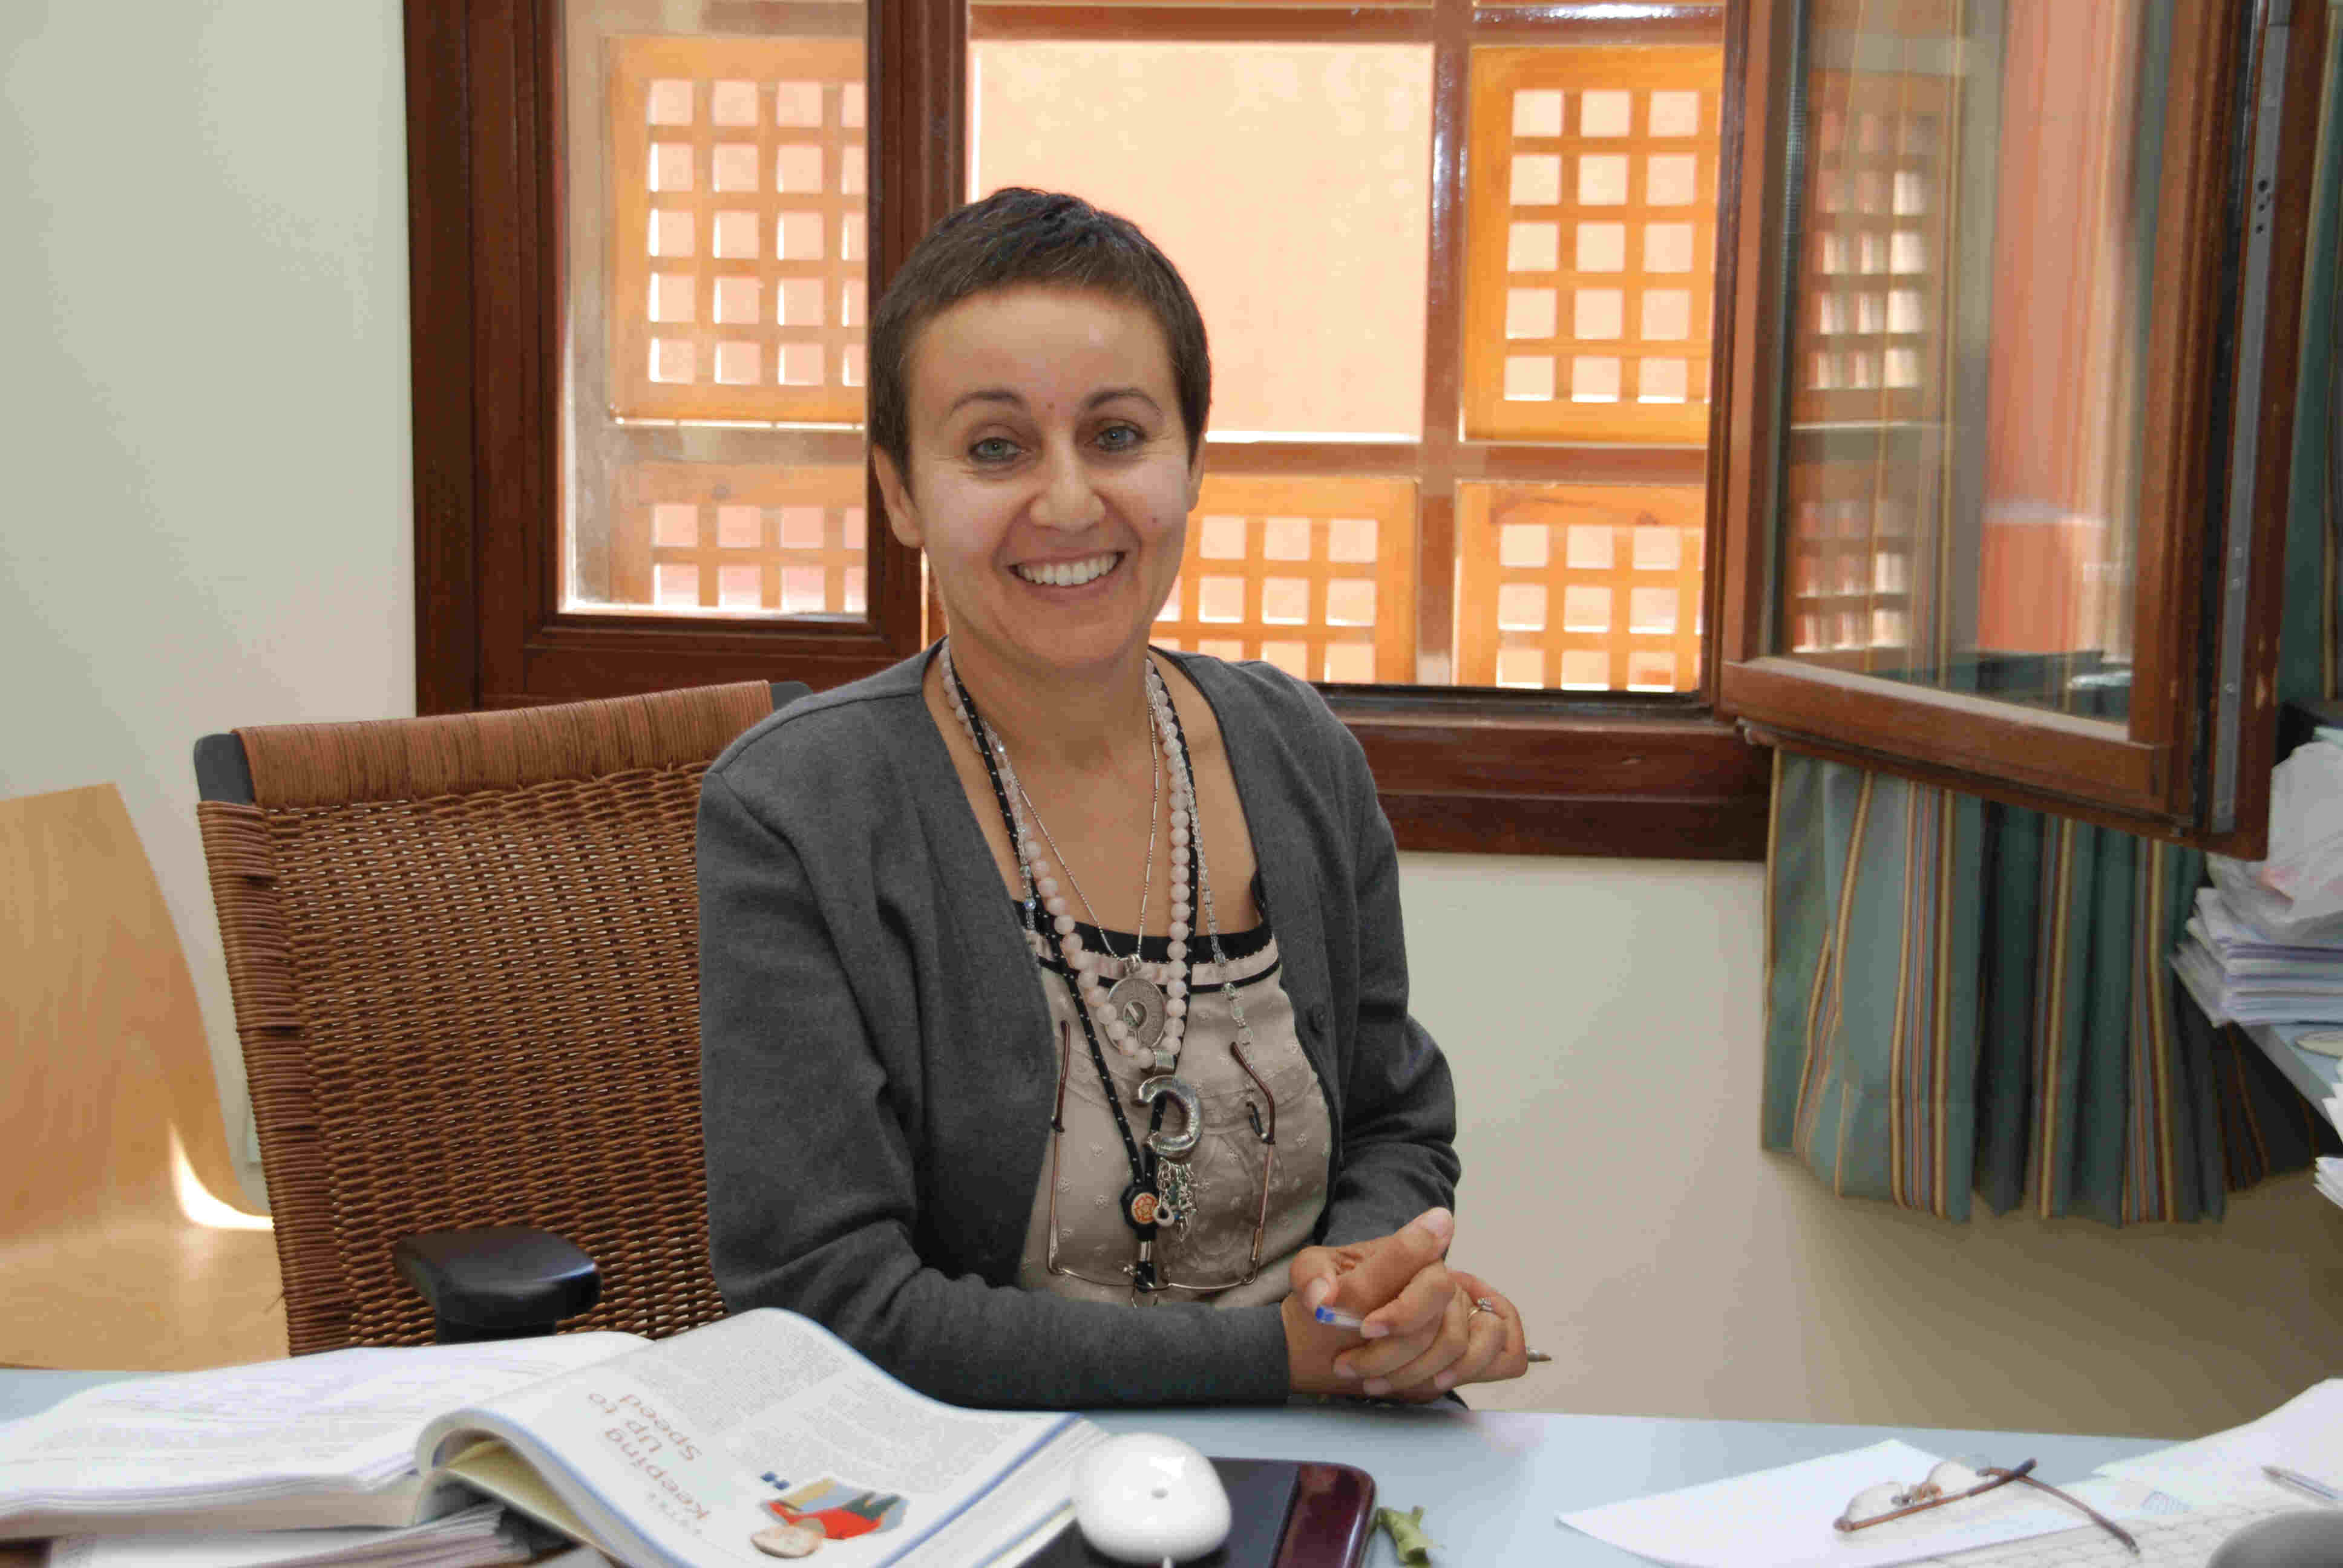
1, 0, 415, 1202
1407, 855, 2343, 1435
7, 0, 2343, 1440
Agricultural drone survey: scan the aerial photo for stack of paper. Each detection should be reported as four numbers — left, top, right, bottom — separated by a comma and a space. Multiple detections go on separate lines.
2171, 887, 2343, 1026
1559, 1380, 2343, 1568
1556, 1440, 2164, 1568
46, 1503, 546, 1568
2175, 734, 2343, 1030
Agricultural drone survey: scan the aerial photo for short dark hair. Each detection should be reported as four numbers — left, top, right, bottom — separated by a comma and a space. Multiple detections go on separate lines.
868, 189, 1211, 479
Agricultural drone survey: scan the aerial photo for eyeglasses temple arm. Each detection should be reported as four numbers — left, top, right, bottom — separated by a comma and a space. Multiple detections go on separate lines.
2005, 1472, 2140, 1556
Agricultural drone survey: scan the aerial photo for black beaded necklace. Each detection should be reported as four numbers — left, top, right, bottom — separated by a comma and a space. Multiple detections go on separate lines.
945, 657, 1203, 1292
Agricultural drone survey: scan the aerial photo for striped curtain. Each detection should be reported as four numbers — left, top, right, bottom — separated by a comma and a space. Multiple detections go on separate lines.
1761, 750, 2333, 1224
1763, 18, 2343, 1223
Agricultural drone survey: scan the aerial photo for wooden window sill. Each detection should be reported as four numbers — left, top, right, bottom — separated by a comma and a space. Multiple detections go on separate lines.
1329, 694, 1769, 858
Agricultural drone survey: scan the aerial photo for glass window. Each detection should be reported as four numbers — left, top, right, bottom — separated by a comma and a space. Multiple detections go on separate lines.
564, 6, 872, 622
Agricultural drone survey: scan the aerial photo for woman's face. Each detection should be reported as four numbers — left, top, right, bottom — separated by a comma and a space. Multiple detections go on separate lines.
874, 284, 1203, 690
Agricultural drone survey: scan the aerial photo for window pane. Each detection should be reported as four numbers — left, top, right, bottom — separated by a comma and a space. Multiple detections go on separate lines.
1463, 46, 1723, 443
1771, 0, 2167, 714
971, 42, 1432, 439
1154, 475, 1418, 682
612, 463, 866, 616
564, 4, 870, 619
605, 37, 864, 424
1456, 483, 1705, 691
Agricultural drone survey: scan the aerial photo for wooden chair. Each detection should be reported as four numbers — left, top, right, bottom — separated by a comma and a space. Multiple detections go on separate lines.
192, 682, 798, 1354
0, 783, 284, 1370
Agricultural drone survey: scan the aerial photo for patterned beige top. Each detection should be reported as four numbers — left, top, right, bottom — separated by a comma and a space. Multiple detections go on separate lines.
1015, 918, 1332, 1308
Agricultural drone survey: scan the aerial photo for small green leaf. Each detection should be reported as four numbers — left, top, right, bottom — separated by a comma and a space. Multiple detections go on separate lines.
1374, 1503, 1439, 1565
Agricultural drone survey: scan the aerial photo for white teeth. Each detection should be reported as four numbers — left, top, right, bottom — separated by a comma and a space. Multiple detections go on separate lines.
1015, 553, 1118, 587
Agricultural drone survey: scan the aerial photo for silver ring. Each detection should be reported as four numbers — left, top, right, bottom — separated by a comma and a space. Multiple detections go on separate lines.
1466, 1296, 1497, 1322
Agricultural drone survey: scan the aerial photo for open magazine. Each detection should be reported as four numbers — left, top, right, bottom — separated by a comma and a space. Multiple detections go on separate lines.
2, 1310, 1107, 1568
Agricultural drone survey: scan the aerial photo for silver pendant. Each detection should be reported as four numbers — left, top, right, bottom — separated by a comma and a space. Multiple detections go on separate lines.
1106, 975, 1167, 1051
1138, 1073, 1202, 1157
1155, 1158, 1196, 1231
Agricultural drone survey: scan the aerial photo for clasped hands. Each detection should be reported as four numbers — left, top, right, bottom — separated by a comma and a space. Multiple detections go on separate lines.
1280, 1206, 1528, 1401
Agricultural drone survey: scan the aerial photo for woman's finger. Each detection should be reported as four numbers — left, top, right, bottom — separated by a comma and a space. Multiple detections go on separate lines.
1317, 1207, 1452, 1320
1428, 1293, 1512, 1392
1353, 1287, 1474, 1396
1355, 1256, 1452, 1342
1335, 1278, 1467, 1390
1447, 1272, 1529, 1383
1329, 1259, 1457, 1380
1287, 1241, 1377, 1312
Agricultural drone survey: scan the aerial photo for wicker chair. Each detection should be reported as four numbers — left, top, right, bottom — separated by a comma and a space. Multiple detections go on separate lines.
192, 681, 800, 1355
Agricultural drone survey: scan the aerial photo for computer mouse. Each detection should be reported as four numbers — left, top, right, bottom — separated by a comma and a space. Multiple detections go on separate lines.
2209, 1509, 2343, 1568
1071, 1432, 1233, 1565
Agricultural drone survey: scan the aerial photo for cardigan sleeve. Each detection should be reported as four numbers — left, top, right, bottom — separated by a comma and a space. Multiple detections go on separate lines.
1299, 692, 1461, 1250
696, 760, 1294, 1410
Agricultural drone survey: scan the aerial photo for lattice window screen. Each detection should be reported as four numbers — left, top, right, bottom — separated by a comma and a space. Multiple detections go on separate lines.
1463, 46, 1722, 444
1778, 458, 1917, 667
1791, 68, 1955, 426
1455, 483, 1704, 690
613, 462, 868, 613
608, 36, 867, 425
1152, 475, 1417, 684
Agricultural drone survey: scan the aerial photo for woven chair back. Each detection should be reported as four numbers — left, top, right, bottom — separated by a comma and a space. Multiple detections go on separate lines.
197, 684, 778, 1354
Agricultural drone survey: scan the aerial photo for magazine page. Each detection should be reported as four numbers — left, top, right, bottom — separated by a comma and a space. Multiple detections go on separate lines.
415, 1310, 1106, 1568
0, 1336, 645, 1538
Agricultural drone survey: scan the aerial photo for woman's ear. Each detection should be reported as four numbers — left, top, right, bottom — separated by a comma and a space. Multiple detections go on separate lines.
1184, 445, 1206, 514
872, 448, 923, 548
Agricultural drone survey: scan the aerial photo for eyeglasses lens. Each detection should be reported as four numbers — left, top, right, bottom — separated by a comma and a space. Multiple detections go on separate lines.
1843, 1483, 1909, 1526
1843, 1462, 1991, 1528
1927, 1462, 1985, 1495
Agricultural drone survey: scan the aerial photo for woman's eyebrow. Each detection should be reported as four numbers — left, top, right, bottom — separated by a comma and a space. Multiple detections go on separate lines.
945, 388, 1024, 417
1087, 387, 1161, 413
944, 386, 1164, 419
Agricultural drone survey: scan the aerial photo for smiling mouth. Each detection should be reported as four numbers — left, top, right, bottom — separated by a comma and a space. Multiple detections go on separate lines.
1012, 552, 1121, 588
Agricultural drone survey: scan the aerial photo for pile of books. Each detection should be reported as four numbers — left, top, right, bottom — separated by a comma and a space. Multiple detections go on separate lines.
2, 1310, 1108, 1568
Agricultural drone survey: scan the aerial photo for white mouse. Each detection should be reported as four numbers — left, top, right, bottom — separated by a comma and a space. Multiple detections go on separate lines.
1071, 1432, 1233, 1565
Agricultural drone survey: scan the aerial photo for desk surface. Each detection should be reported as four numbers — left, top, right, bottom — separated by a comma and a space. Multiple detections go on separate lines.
2244, 1019, 2343, 1105
2, 1371, 2171, 1566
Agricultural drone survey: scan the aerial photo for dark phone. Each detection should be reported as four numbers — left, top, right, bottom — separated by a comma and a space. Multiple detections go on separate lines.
1026, 1457, 1377, 1568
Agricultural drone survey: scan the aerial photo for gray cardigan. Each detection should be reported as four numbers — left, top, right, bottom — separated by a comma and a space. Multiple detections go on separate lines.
696, 647, 1459, 1407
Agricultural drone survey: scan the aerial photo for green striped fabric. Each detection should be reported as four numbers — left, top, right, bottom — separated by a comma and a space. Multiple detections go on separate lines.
1762, 750, 2330, 1224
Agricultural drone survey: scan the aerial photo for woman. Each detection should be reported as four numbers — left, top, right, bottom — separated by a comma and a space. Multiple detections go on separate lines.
698, 189, 1525, 1408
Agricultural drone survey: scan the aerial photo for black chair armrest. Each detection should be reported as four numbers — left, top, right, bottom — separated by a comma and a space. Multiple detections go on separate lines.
393, 1227, 602, 1343
194, 733, 255, 805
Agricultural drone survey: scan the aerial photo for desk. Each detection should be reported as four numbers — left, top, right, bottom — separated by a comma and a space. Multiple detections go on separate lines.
4, 1373, 2170, 1566
2242, 1019, 2343, 1106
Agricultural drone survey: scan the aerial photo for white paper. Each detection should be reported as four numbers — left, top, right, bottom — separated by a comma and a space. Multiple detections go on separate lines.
2094, 1378, 2343, 1508
1, 1338, 641, 1513
1558, 1441, 2120, 1568
45, 1503, 526, 1568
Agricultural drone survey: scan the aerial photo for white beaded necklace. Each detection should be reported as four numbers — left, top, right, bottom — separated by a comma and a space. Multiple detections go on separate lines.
937, 642, 1196, 1070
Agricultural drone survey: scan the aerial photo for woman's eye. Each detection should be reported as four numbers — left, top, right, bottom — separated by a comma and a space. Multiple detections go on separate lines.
1096, 424, 1142, 452
969, 437, 1019, 463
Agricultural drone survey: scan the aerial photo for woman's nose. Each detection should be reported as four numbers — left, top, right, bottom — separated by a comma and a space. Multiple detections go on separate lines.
1029, 447, 1106, 531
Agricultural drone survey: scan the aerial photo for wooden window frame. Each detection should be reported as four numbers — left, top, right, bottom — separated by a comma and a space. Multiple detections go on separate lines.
402, 0, 1774, 861
1710, 0, 2332, 856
